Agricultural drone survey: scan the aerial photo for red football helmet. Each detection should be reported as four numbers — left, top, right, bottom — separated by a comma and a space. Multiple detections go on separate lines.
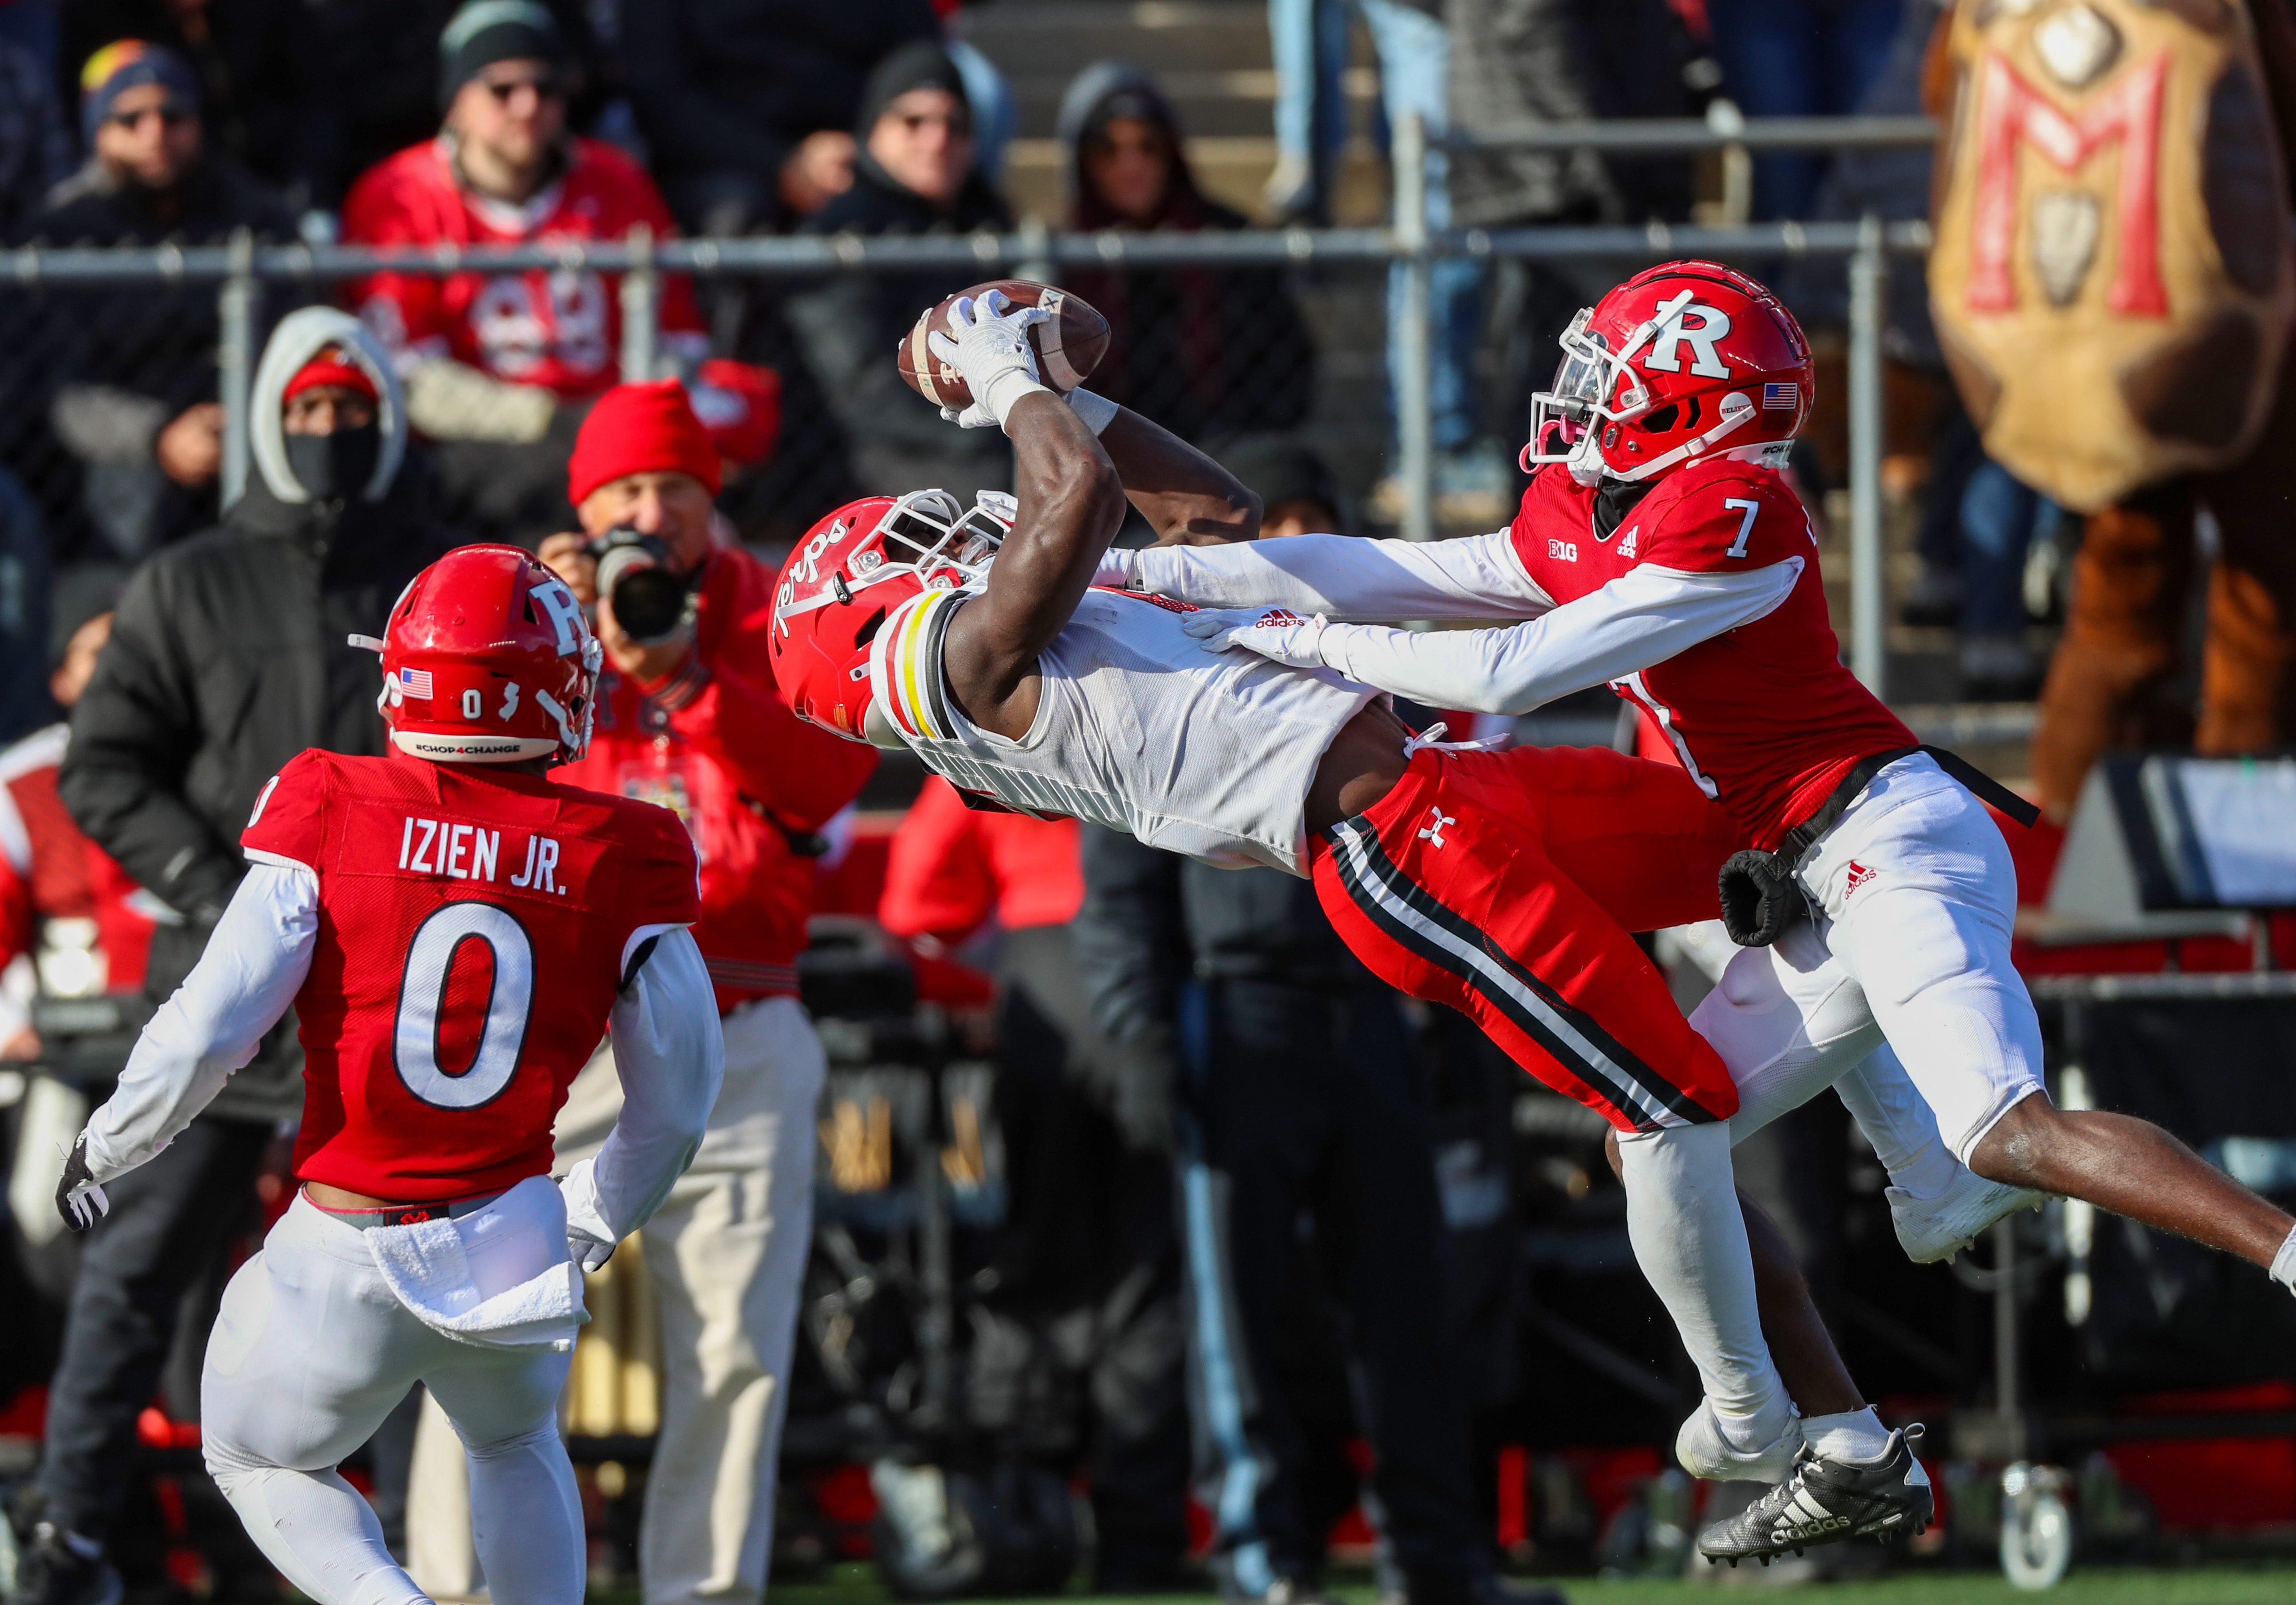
358, 544, 603, 765
770, 488, 1013, 741
1525, 262, 1813, 486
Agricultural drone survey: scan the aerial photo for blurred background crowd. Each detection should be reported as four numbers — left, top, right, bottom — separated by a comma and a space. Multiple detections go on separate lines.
3, 0, 2296, 1600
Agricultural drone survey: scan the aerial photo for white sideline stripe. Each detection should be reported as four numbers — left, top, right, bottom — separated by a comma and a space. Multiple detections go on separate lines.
1331, 820, 1677, 1128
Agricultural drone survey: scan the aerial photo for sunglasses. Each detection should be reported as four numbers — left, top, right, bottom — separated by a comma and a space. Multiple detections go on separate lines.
483, 75, 565, 104
106, 105, 193, 131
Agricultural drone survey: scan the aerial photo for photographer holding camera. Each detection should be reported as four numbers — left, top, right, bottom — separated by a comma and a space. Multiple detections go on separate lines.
405, 379, 876, 1605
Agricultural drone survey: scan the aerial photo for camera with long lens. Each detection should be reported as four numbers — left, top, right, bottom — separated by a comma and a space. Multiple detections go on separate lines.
586, 528, 696, 645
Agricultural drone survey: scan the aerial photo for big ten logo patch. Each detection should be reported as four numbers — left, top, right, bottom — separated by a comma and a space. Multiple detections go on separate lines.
1548, 539, 1579, 563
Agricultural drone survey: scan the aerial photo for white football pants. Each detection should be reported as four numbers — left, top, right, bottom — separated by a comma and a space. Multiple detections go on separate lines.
1697, 752, 2047, 1166
201, 1194, 581, 1605
409, 994, 825, 1605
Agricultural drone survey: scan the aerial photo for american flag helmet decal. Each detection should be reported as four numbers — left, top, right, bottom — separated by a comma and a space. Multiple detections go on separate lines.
1762, 382, 1799, 410
397, 666, 434, 699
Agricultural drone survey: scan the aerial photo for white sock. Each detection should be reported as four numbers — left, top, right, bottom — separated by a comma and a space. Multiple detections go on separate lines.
1837, 1047, 1961, 1198
2271, 1224, 2296, 1292
1618, 1123, 1794, 1450
1803, 1406, 1892, 1465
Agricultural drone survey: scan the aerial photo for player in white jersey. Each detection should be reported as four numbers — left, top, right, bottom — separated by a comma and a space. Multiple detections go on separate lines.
766, 291, 1935, 1552
1112, 262, 2296, 1561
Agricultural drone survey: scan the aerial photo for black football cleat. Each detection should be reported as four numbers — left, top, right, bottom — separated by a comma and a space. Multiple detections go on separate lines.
1697, 1426, 1933, 1567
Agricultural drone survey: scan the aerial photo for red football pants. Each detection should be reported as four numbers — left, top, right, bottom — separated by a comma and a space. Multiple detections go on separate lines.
1309, 743, 1739, 1132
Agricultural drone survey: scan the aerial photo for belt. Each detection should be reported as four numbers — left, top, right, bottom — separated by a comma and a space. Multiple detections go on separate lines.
1719, 744, 2040, 948
305, 1187, 506, 1230
1774, 744, 2040, 876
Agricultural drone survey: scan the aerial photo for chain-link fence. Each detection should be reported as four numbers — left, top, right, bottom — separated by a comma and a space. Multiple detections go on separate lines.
0, 116, 1935, 684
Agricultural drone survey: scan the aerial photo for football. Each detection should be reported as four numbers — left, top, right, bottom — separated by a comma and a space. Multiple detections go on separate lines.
896, 280, 1111, 411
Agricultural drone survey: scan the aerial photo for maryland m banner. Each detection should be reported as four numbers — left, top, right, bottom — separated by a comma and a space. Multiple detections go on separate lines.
1930, 0, 2295, 511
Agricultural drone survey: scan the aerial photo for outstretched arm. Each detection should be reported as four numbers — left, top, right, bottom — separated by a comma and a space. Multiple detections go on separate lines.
1191, 561, 1801, 714
927, 299, 1129, 738
1120, 528, 1556, 622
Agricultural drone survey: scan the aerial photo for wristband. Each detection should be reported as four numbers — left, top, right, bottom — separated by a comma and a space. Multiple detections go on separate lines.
981, 368, 1053, 431
1066, 388, 1119, 436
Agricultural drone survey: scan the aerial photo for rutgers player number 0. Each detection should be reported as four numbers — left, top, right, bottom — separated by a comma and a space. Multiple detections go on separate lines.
392, 900, 535, 1109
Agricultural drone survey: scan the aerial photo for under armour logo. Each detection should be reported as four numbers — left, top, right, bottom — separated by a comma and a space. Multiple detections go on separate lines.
1419, 807, 1456, 849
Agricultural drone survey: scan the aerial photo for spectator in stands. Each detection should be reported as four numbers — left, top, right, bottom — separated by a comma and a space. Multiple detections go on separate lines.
1221, 436, 1348, 538
0, 35, 67, 232
343, 1, 781, 547
62, 0, 327, 211
621, 0, 940, 235
1261, 0, 1512, 523
1707, 0, 1905, 219
788, 41, 1014, 499
31, 309, 449, 1605
0, 566, 150, 1066
879, 779, 1194, 1591
407, 381, 877, 1605
14, 42, 297, 564
1057, 63, 1314, 446
303, 0, 607, 213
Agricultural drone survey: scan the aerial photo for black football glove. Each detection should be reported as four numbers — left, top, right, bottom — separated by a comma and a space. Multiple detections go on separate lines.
56, 1136, 110, 1233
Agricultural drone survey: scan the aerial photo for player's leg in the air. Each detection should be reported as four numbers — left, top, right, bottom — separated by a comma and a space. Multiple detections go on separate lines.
1810, 764, 2296, 1271
1313, 741, 1823, 1485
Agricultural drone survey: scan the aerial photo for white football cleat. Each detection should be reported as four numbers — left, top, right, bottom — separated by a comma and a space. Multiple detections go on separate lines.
1678, 1398, 1806, 1483
1889, 1170, 2047, 1264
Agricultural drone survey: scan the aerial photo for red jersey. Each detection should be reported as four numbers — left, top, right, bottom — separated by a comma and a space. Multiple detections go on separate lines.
1509, 459, 1915, 850
241, 748, 700, 1201
342, 137, 706, 402
0, 724, 152, 999
553, 544, 877, 1010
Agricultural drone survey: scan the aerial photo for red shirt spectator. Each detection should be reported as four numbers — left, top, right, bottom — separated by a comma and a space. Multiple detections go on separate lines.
1, 589, 152, 1060
343, 134, 708, 401
543, 381, 875, 1010
879, 775, 1083, 944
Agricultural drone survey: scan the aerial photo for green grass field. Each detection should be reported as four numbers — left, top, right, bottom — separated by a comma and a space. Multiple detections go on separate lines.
715, 1561, 2296, 1605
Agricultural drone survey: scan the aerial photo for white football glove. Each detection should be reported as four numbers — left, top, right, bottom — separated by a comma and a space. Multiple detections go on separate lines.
927, 289, 1053, 431
1179, 606, 1332, 669
568, 1233, 615, 1273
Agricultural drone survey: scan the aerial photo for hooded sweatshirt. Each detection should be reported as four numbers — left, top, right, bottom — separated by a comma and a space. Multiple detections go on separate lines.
1053, 62, 1313, 445
59, 310, 456, 1123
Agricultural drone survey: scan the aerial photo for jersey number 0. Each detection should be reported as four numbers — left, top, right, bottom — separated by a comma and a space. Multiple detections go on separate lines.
393, 901, 535, 1108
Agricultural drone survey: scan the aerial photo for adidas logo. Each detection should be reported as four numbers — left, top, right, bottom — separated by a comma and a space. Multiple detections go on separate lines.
1772, 1515, 1852, 1540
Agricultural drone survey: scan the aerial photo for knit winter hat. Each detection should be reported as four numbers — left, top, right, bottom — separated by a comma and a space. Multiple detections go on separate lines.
567, 380, 721, 506
438, 0, 569, 110
79, 41, 199, 146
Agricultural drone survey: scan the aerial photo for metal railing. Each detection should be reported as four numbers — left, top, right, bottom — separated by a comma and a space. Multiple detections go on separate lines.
0, 113, 1939, 695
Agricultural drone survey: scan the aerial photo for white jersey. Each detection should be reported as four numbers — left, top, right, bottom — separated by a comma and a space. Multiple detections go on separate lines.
869, 584, 1378, 874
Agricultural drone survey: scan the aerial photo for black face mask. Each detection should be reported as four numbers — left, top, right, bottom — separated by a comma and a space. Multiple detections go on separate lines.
284, 423, 381, 504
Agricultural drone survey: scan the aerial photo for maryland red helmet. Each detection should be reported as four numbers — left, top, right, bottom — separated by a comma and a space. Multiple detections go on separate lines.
1525, 262, 1813, 486
359, 544, 603, 765
770, 488, 1012, 741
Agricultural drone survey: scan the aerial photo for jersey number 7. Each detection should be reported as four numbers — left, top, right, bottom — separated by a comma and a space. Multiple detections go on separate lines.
1723, 498, 1760, 559
393, 902, 536, 1109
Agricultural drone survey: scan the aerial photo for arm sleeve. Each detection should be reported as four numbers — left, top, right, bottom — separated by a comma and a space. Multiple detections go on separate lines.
560, 925, 724, 1245
1130, 530, 1556, 622
78, 862, 316, 1182
1314, 560, 1803, 715
57, 562, 242, 918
